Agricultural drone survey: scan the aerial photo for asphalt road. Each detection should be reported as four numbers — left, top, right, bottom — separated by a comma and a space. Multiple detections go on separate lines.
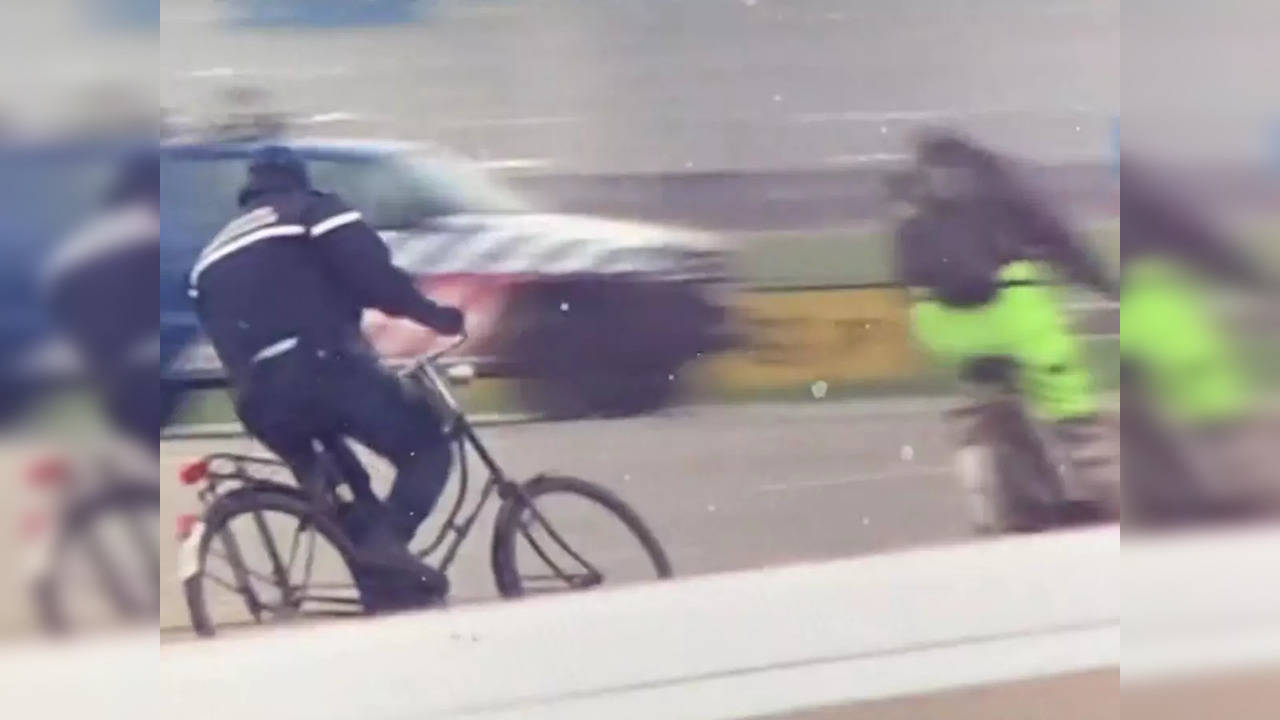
156, 397, 969, 633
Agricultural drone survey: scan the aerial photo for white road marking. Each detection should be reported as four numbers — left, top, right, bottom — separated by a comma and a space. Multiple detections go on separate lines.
754, 466, 952, 493
823, 153, 911, 165
475, 157, 554, 171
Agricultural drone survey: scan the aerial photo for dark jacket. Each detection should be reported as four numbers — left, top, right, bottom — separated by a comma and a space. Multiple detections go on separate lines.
1119, 162, 1269, 288
190, 185, 452, 381
894, 193, 1116, 306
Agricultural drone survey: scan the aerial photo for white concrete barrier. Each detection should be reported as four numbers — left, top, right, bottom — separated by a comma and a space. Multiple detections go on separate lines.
163, 528, 1119, 720
7, 525, 1278, 719
1124, 525, 1280, 680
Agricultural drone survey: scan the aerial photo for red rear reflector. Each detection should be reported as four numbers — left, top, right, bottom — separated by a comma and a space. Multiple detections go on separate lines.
176, 514, 199, 540
179, 459, 209, 485
26, 456, 69, 489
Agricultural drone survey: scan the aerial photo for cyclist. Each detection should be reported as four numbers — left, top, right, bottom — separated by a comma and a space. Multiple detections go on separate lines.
888, 130, 1121, 515
188, 146, 464, 607
1119, 157, 1275, 514
45, 151, 174, 455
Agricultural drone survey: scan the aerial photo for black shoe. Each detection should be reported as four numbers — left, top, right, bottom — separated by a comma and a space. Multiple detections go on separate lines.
351, 526, 449, 611
359, 578, 448, 613
355, 566, 449, 613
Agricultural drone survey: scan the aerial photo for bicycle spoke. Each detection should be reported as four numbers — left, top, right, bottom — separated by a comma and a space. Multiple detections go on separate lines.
250, 600, 297, 617
207, 549, 294, 588
214, 528, 265, 618
519, 509, 605, 583
287, 608, 366, 619
299, 523, 318, 594
514, 573, 601, 592
283, 520, 305, 580
231, 585, 359, 615
294, 593, 363, 606
250, 509, 293, 599
538, 524, 604, 580
517, 523, 603, 588
292, 580, 356, 591
515, 573, 593, 583
517, 525, 572, 579
251, 595, 362, 619
203, 571, 247, 596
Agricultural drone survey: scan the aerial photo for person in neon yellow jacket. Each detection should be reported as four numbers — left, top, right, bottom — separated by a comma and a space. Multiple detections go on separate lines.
1118, 158, 1277, 516
1118, 159, 1266, 424
888, 131, 1119, 509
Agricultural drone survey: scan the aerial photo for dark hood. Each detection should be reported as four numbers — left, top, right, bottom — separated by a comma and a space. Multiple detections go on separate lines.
237, 165, 311, 207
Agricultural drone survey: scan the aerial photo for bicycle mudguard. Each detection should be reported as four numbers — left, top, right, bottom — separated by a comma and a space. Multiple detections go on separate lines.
177, 520, 207, 582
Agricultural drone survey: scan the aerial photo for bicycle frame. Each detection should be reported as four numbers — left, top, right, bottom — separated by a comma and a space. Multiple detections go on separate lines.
393, 338, 523, 572
411, 417, 517, 572
376, 346, 606, 584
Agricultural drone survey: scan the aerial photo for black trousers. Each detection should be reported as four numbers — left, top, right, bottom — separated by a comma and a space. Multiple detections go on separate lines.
235, 342, 452, 543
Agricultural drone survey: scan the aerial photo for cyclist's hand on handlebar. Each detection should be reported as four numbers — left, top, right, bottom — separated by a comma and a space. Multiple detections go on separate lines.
430, 305, 466, 336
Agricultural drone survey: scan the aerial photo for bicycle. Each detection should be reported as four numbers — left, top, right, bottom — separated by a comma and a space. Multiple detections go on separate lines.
24, 457, 159, 635
176, 335, 673, 637
1120, 360, 1278, 525
948, 357, 1116, 533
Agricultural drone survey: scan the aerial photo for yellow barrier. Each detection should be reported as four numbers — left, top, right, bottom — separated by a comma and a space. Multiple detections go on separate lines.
708, 287, 920, 391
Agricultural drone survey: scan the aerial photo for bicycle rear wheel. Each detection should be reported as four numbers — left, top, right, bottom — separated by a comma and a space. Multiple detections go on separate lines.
956, 399, 1064, 534
181, 490, 364, 637
490, 475, 672, 598
33, 481, 159, 635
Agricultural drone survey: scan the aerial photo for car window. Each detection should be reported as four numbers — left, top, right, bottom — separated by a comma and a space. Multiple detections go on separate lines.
398, 153, 529, 217
308, 153, 529, 228
160, 155, 405, 247
160, 156, 248, 247
157, 148, 531, 248
307, 157, 429, 228
160, 154, 416, 241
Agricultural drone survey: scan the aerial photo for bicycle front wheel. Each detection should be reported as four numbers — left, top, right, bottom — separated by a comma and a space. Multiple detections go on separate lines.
490, 475, 672, 598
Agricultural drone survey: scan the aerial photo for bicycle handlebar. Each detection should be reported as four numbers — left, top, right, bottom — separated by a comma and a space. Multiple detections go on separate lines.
408, 331, 469, 371
399, 332, 471, 417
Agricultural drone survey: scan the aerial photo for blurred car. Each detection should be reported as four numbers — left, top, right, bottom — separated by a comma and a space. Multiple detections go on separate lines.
159, 137, 733, 418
